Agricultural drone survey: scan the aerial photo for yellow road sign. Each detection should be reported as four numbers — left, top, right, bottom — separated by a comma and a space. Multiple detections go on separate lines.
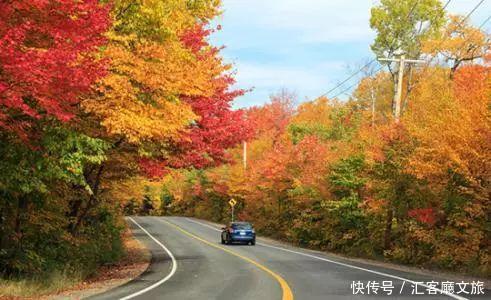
228, 199, 237, 207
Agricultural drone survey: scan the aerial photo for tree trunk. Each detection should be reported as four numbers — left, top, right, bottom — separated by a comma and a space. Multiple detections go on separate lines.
450, 60, 462, 79
71, 163, 105, 234
14, 195, 28, 250
384, 206, 393, 250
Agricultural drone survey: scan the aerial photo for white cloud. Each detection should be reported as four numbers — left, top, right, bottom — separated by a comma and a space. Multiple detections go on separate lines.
234, 61, 346, 91
236, 64, 323, 90
220, 0, 376, 44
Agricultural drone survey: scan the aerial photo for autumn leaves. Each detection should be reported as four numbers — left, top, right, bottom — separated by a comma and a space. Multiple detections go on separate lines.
0, 0, 248, 278
151, 0, 490, 276
0, 0, 489, 282
0, 0, 111, 138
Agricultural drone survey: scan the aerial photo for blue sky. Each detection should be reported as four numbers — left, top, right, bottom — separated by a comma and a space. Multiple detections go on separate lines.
209, 0, 491, 108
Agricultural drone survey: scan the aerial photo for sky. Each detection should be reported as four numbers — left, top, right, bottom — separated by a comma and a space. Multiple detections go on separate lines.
209, 0, 491, 108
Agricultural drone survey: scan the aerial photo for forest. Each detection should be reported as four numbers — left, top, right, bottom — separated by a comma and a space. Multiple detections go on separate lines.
0, 0, 489, 290
0, 0, 249, 283
136, 0, 490, 276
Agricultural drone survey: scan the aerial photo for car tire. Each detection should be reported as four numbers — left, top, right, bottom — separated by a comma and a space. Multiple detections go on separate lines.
251, 239, 255, 246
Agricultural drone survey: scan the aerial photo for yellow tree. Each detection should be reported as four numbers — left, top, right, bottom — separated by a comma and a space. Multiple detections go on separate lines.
76, 0, 227, 223
352, 72, 393, 125
83, 0, 225, 144
404, 65, 490, 271
423, 15, 491, 77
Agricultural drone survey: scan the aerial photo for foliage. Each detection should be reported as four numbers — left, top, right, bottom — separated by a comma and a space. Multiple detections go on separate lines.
370, 0, 445, 58
0, 0, 110, 139
0, 132, 122, 276
0, 0, 247, 288
163, 61, 490, 275
116, 0, 490, 278
422, 15, 491, 74
1, 0, 489, 286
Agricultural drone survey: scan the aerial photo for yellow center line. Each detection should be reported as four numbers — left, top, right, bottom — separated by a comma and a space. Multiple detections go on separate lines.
159, 219, 294, 300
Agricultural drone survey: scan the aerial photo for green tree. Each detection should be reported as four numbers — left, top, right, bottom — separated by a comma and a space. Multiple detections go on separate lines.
370, 0, 446, 59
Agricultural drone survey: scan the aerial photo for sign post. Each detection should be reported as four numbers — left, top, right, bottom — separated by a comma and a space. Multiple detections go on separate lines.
228, 198, 237, 222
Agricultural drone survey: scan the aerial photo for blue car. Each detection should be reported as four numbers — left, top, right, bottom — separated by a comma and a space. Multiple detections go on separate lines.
221, 222, 256, 245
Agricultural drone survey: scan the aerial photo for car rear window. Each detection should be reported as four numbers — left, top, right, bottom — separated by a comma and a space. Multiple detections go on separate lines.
232, 223, 252, 230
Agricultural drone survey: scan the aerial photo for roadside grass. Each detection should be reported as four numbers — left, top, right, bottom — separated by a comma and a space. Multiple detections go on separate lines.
0, 228, 150, 299
0, 270, 83, 298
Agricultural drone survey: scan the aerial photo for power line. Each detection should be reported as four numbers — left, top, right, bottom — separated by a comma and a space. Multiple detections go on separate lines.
478, 14, 491, 29
332, 0, 487, 100
330, 80, 362, 99
319, 60, 376, 99
318, 0, 429, 99
464, 0, 486, 23
323, 0, 456, 99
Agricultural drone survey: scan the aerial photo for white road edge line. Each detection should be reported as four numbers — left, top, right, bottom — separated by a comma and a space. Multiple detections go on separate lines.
120, 217, 178, 300
185, 217, 467, 300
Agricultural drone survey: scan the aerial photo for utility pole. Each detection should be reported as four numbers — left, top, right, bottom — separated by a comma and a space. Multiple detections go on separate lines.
243, 141, 247, 171
378, 54, 424, 122
228, 199, 237, 222
370, 83, 376, 127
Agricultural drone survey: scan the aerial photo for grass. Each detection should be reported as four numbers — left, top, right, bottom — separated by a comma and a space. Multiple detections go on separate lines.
0, 229, 150, 299
0, 271, 83, 299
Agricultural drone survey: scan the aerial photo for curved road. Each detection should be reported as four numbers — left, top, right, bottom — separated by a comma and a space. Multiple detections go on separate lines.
90, 216, 488, 300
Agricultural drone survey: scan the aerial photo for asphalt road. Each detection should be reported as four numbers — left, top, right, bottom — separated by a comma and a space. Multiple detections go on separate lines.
90, 216, 488, 300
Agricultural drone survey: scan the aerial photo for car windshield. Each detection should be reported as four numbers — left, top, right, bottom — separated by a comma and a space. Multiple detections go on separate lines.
231, 223, 252, 230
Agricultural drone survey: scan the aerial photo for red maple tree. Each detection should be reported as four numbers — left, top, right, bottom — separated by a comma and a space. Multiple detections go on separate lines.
0, 0, 110, 138
139, 23, 252, 177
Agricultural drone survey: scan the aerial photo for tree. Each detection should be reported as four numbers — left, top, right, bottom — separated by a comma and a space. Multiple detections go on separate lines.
86, 2, 252, 175
370, 0, 445, 59
352, 72, 393, 125
162, 23, 254, 168
370, 0, 446, 111
289, 97, 360, 143
0, 0, 111, 139
247, 90, 296, 144
422, 15, 491, 77
167, 72, 253, 168
0, 1, 115, 277
401, 65, 490, 271
405, 66, 490, 186
82, 1, 224, 145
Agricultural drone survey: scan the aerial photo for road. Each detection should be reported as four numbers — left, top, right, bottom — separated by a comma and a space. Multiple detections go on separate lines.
90, 216, 488, 300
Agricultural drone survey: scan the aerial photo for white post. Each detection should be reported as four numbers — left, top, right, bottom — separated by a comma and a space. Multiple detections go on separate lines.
371, 85, 376, 127
394, 55, 405, 122
243, 141, 247, 171
378, 55, 425, 122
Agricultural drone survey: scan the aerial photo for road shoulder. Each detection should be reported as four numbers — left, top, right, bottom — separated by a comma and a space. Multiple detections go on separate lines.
47, 228, 151, 300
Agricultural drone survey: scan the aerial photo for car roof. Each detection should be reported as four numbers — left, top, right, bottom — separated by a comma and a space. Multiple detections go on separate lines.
231, 221, 251, 225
